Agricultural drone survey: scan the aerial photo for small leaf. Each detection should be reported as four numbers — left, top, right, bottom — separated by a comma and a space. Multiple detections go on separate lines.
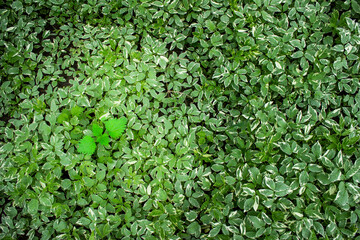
314, 222, 325, 237
205, 20, 216, 32
77, 136, 96, 155
28, 199, 39, 215
156, 188, 168, 201
57, 111, 70, 124
8, 67, 20, 75
185, 211, 198, 222
12, 1, 23, 11
249, 216, 265, 229
105, 117, 128, 139
334, 181, 349, 208
290, 39, 302, 49
291, 51, 303, 58
77, 96, 91, 107
92, 124, 103, 137
208, 224, 221, 237
60, 157, 72, 167
91, 56, 103, 69
244, 198, 255, 212
49, 0, 64, 5
279, 142, 292, 155
53, 219, 67, 232
299, 171, 309, 186
352, 0, 360, 13
83, 177, 96, 188
187, 221, 201, 237
76, 217, 91, 226
312, 141, 322, 157
261, 10, 274, 23
159, 56, 168, 69
39, 196, 52, 207
97, 134, 110, 146
71, 105, 84, 117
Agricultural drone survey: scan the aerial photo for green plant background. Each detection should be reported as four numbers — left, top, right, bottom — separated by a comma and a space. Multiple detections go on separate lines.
1, 0, 360, 239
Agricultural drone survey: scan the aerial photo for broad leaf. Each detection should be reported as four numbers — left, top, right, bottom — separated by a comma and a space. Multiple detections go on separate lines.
104, 117, 128, 139
77, 136, 96, 155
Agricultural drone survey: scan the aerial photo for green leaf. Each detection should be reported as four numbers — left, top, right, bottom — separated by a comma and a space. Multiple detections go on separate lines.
291, 51, 303, 58
187, 221, 201, 237
49, 0, 64, 5
314, 222, 325, 237
352, 0, 360, 13
299, 171, 309, 186
8, 67, 20, 75
91, 56, 103, 68
97, 134, 110, 146
329, 168, 342, 183
220, 15, 229, 24
205, 20, 216, 32
83, 177, 96, 188
264, 176, 276, 190
77, 136, 96, 155
158, 56, 168, 69
77, 96, 91, 107
334, 181, 349, 208
96, 170, 106, 182
185, 211, 198, 222
275, 182, 290, 197
333, 58, 343, 70
39, 196, 52, 207
76, 217, 91, 226
312, 141, 322, 157
61, 179, 72, 189
105, 117, 127, 139
156, 188, 168, 201
261, 11, 274, 23
60, 157, 72, 167
92, 124, 103, 137
131, 123, 142, 131
71, 105, 84, 117
28, 199, 39, 215
208, 224, 221, 237
290, 39, 302, 49
244, 198, 255, 212
12, 1, 23, 11
96, 223, 111, 238
53, 220, 67, 232
249, 216, 265, 229
57, 111, 70, 124
279, 142, 292, 155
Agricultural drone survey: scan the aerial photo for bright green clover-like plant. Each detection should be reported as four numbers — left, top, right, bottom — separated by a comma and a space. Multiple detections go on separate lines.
77, 117, 127, 155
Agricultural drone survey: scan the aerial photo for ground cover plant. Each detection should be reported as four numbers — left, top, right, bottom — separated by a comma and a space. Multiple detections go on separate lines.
1, 0, 360, 239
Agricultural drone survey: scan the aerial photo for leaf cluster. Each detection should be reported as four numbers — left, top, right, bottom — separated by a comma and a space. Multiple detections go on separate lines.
77, 117, 127, 155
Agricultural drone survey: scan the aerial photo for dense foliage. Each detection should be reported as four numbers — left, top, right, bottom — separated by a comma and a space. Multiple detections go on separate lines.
1, 0, 360, 239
